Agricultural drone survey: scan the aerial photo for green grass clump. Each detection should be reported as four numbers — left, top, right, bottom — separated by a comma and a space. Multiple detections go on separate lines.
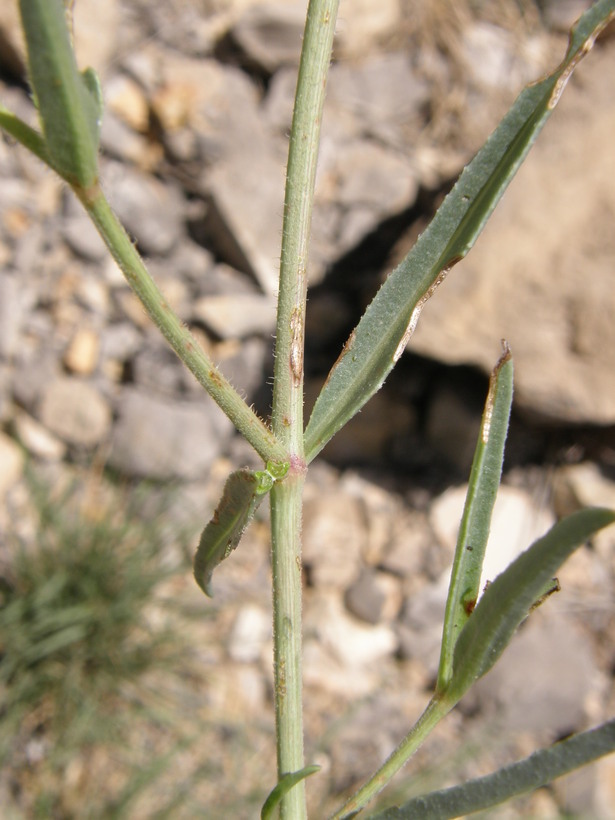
0, 471, 196, 817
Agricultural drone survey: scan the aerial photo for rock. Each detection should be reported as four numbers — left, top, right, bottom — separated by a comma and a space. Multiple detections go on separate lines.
473, 610, 601, 735
308, 591, 398, 667
213, 337, 269, 399
99, 322, 143, 364
61, 214, 108, 262
203, 149, 286, 295
38, 378, 112, 448
0, 431, 24, 496
105, 164, 185, 256
227, 604, 271, 663
554, 462, 615, 515
539, 0, 593, 32
302, 490, 367, 588
430, 483, 555, 590
109, 388, 232, 480
229, 2, 305, 73
326, 52, 430, 147
192, 293, 277, 339
344, 569, 402, 624
396, 572, 449, 675
151, 55, 267, 161
13, 410, 66, 461
336, 0, 403, 59
104, 74, 150, 133
0, 272, 23, 358
71, 0, 120, 79
303, 640, 381, 698
344, 570, 386, 624
380, 510, 434, 585
132, 344, 189, 396
461, 22, 548, 92
328, 138, 419, 236
63, 329, 100, 376
410, 45, 615, 424
99, 109, 162, 169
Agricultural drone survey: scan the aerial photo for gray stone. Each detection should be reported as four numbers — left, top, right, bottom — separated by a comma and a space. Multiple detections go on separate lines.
345, 570, 386, 624
327, 52, 430, 147
203, 149, 286, 295
151, 55, 267, 163
473, 610, 600, 735
39, 378, 112, 448
213, 337, 268, 399
230, 2, 305, 74
132, 343, 190, 396
460, 22, 548, 93
192, 293, 277, 339
105, 163, 185, 256
396, 573, 449, 675
109, 388, 232, 480
61, 214, 108, 262
99, 322, 143, 363
302, 490, 367, 589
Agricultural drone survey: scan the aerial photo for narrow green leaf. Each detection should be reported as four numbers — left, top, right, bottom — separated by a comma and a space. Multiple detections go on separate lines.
19, 0, 102, 187
0, 104, 51, 167
303, 0, 615, 463
194, 462, 288, 597
446, 507, 615, 703
370, 720, 615, 820
437, 343, 513, 692
260, 765, 320, 820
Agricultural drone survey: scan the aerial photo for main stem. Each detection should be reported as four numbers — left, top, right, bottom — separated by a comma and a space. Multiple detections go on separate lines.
270, 0, 339, 816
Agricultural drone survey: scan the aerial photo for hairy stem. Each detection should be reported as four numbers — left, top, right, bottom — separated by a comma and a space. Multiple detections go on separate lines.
80, 186, 286, 465
270, 0, 339, 816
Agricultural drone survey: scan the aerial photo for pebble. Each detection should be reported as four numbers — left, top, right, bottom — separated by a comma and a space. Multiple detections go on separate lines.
192, 293, 277, 339
302, 491, 367, 588
38, 378, 112, 448
63, 328, 100, 375
109, 388, 232, 480
13, 410, 66, 461
227, 603, 271, 663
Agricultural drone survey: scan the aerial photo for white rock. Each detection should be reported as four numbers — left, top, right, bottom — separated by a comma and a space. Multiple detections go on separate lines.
13, 411, 66, 461
430, 483, 555, 591
228, 604, 272, 663
193, 293, 277, 339
309, 592, 398, 667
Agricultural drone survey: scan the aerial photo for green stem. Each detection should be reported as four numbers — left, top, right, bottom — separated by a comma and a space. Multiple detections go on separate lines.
270, 0, 339, 816
79, 186, 286, 465
331, 696, 452, 819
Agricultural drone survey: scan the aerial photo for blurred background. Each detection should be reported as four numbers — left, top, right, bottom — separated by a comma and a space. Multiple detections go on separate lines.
1, 0, 615, 816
